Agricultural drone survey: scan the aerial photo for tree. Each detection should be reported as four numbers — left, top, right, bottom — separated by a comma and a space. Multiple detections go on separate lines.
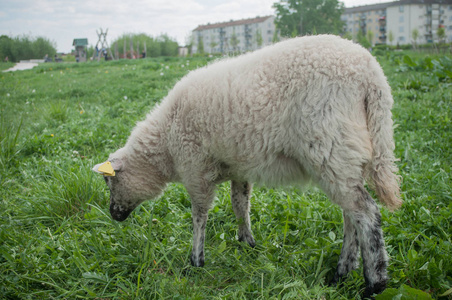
343, 31, 353, 40
255, 29, 263, 48
388, 30, 394, 45
0, 35, 13, 62
111, 33, 179, 58
412, 28, 419, 49
209, 35, 218, 52
357, 31, 371, 49
185, 35, 194, 54
272, 30, 280, 43
197, 36, 204, 54
230, 29, 239, 52
437, 26, 445, 44
273, 0, 345, 37
158, 34, 179, 56
0, 34, 56, 62
367, 30, 374, 47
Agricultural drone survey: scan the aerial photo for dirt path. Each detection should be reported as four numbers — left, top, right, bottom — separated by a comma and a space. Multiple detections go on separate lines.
3, 62, 39, 72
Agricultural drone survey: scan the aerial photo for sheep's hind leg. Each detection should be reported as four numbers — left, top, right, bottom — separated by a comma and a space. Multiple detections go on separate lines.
330, 211, 360, 286
344, 186, 388, 298
231, 181, 255, 247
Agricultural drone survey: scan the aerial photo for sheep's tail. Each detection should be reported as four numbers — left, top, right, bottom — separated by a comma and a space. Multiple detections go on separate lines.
365, 62, 402, 211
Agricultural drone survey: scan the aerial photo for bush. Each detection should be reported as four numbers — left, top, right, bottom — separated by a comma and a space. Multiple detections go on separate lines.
110, 33, 179, 58
0, 34, 56, 62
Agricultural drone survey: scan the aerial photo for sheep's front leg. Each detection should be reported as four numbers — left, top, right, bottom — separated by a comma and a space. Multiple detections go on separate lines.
331, 211, 360, 285
187, 183, 216, 267
191, 205, 209, 267
231, 181, 255, 247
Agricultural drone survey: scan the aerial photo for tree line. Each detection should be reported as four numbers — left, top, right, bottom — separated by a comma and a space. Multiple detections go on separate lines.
0, 35, 57, 63
0, 33, 180, 63
109, 33, 179, 58
273, 0, 345, 37
273, 0, 375, 48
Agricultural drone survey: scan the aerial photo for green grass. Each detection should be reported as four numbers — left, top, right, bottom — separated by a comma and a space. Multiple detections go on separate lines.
0, 62, 16, 71
0, 52, 451, 299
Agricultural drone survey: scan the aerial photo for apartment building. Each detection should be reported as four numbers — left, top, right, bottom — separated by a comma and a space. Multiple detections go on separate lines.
192, 16, 277, 54
342, 3, 388, 45
342, 0, 452, 45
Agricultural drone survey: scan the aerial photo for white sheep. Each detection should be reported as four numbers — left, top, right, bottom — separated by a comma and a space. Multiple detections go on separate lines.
93, 35, 401, 298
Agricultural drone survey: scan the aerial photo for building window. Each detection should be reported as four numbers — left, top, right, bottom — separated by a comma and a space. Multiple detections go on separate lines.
400, 16, 404, 22
399, 5, 404, 12
399, 36, 405, 42
399, 26, 404, 33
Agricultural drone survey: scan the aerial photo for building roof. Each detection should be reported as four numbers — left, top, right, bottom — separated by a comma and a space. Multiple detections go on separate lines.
345, 3, 389, 13
389, 0, 452, 5
73, 38, 88, 46
345, 0, 452, 13
193, 16, 273, 31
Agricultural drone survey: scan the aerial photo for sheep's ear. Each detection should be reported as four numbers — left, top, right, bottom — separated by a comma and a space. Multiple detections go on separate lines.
92, 161, 116, 176
110, 159, 123, 171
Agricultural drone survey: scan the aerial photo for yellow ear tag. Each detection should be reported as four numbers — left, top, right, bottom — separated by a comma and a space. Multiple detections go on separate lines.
98, 161, 116, 176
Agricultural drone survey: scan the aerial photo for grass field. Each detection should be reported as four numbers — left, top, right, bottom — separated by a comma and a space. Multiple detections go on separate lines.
1, 50, 451, 299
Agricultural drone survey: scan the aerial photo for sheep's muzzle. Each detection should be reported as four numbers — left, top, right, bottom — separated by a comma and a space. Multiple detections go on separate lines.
109, 201, 133, 222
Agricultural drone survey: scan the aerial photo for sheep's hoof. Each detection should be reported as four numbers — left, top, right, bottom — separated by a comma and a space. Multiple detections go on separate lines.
328, 272, 345, 288
363, 281, 387, 299
190, 253, 204, 267
238, 234, 256, 248
328, 274, 340, 287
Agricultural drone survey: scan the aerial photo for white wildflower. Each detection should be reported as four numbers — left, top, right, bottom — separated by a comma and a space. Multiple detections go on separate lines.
124, 96, 128, 100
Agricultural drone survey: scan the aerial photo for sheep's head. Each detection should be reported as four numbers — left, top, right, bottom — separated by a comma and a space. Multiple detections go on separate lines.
92, 153, 162, 222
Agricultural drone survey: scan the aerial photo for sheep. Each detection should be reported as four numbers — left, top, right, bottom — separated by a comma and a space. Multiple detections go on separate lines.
93, 35, 401, 298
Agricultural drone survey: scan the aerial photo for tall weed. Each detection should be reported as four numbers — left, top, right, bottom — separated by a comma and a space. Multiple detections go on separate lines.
28, 159, 108, 220
0, 116, 22, 170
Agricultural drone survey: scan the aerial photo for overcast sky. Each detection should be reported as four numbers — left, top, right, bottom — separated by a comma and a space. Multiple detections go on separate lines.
0, 0, 391, 53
